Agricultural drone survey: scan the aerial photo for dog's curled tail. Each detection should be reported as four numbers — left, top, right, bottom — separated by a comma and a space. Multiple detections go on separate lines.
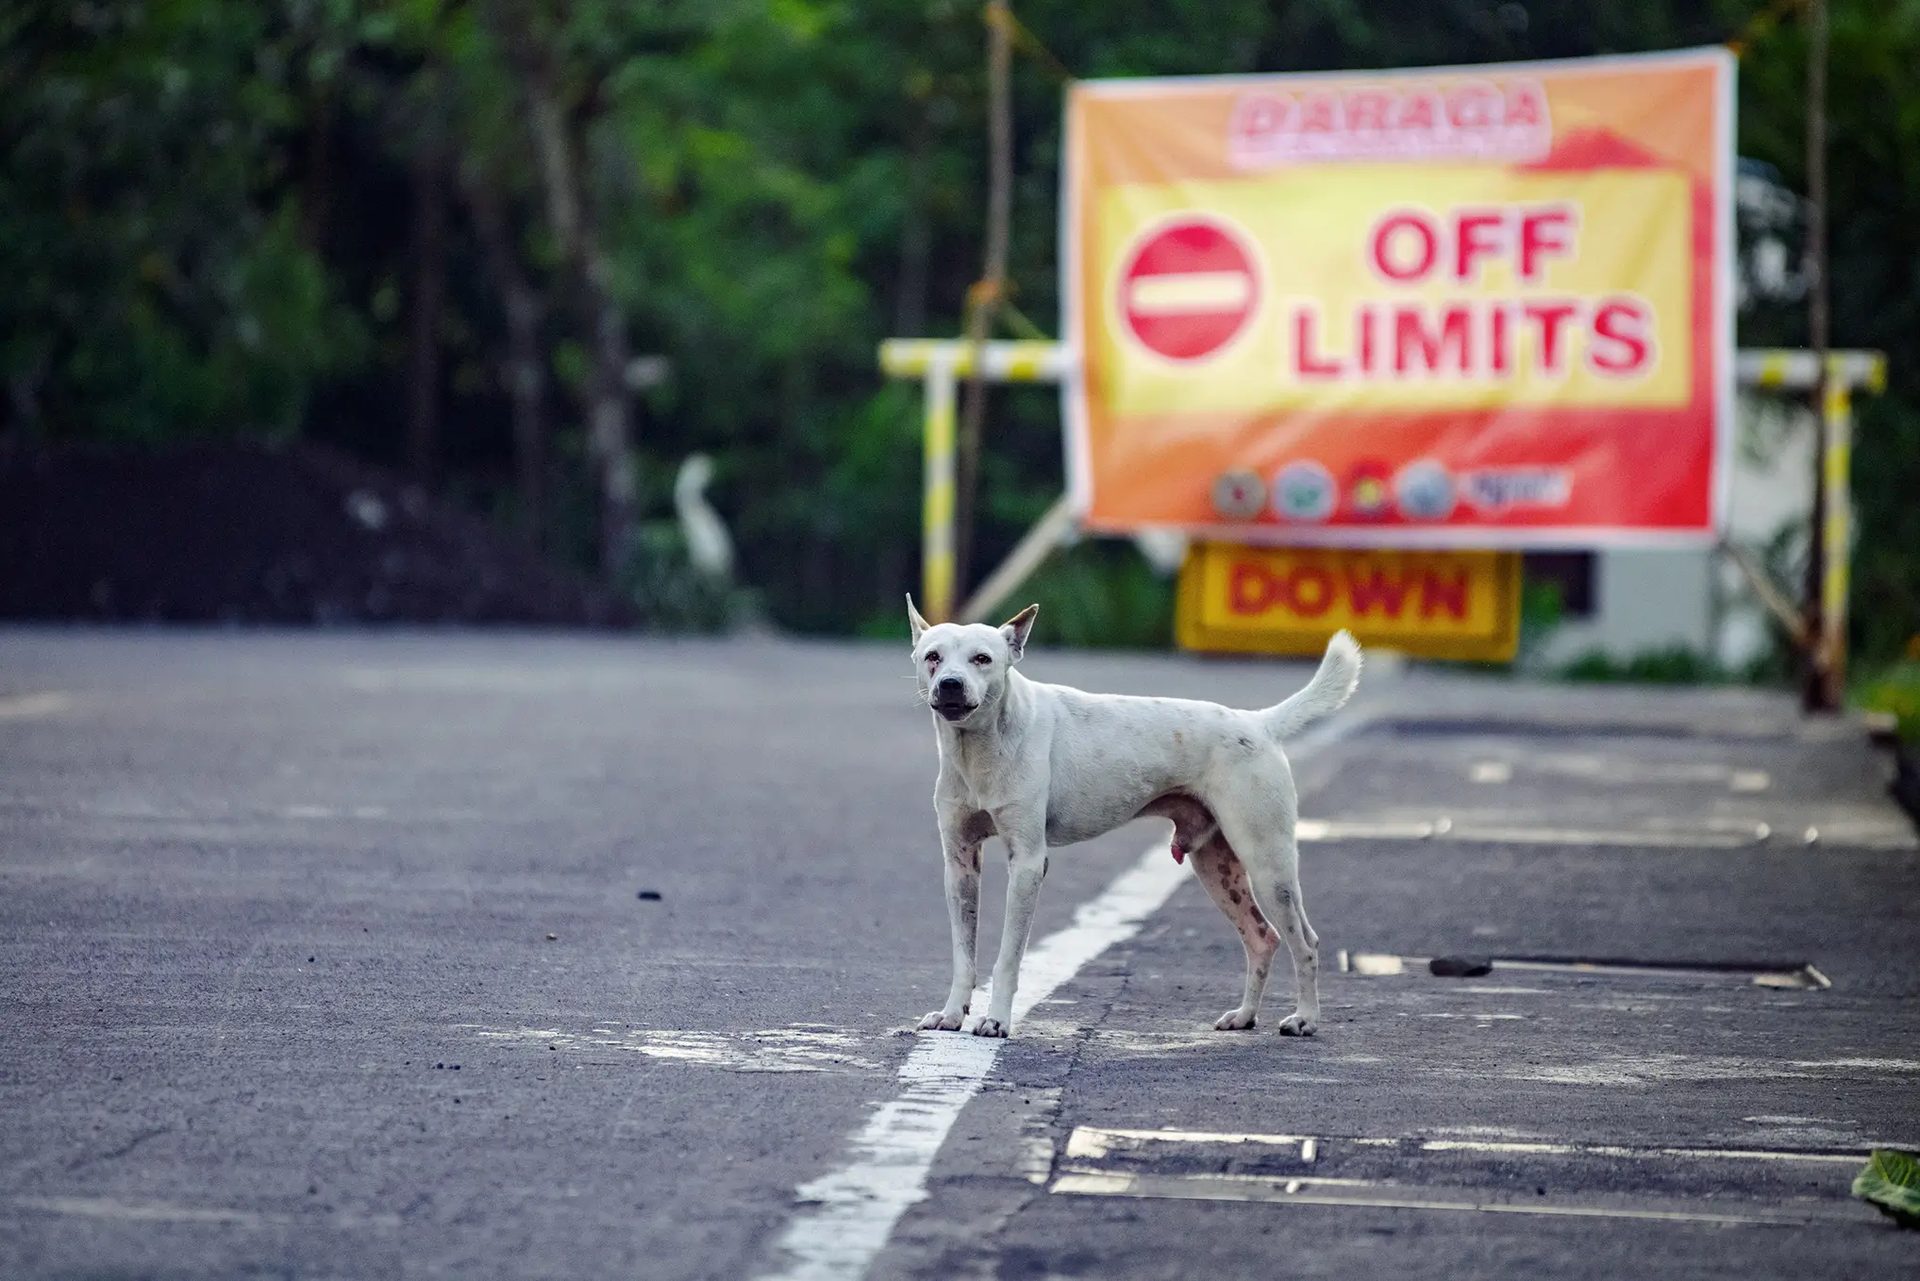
1259, 629, 1362, 740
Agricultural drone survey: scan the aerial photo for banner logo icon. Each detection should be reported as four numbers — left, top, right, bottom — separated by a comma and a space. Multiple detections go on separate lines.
1272, 460, 1336, 523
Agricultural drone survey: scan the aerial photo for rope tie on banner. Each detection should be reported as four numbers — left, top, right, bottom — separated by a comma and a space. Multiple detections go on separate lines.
963, 280, 1049, 342
965, 278, 1005, 309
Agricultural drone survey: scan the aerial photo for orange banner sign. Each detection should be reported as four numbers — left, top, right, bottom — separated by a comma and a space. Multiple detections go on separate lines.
1064, 50, 1733, 547
1176, 545, 1521, 660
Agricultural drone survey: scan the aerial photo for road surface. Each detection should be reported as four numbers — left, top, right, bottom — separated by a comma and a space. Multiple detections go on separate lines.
2, 630, 1917, 1278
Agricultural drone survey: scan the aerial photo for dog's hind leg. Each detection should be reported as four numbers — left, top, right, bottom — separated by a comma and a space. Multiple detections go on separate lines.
1293, 880, 1321, 951
1213, 803, 1320, 1037
1187, 841, 1278, 1030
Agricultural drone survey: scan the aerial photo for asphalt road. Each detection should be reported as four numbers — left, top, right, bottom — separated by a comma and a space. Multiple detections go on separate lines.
2, 630, 1917, 1279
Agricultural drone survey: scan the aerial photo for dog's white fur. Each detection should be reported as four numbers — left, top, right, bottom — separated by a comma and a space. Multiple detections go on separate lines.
908, 597, 1362, 1038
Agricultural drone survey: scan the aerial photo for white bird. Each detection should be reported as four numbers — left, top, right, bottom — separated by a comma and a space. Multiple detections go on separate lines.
673, 453, 735, 581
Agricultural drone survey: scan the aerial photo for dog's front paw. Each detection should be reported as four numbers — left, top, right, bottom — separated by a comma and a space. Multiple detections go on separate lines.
969, 1017, 1008, 1038
1277, 1012, 1318, 1037
917, 1010, 966, 1032
1213, 1009, 1257, 1031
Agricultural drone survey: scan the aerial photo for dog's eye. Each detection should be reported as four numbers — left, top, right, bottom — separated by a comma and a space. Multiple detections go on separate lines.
924, 652, 940, 666
970, 654, 991, 666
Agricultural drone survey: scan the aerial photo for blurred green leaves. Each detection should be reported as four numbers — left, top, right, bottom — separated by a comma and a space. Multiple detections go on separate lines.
1, 1, 362, 438
1, 1, 1916, 656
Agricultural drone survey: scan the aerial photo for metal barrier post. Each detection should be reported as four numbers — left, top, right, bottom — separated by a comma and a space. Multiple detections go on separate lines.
882, 339, 1071, 622
1819, 356, 1853, 699
922, 356, 958, 621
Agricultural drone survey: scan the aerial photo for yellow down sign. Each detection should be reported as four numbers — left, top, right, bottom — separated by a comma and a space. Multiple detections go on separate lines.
1176, 544, 1520, 661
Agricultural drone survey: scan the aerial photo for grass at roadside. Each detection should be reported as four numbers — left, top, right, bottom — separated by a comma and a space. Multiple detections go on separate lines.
1856, 662, 1920, 743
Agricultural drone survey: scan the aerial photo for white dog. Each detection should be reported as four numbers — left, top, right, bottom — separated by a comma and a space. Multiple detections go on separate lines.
908, 597, 1361, 1038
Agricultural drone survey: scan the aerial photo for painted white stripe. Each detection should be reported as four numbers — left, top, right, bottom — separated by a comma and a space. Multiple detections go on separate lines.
1127, 271, 1252, 313
757, 844, 1188, 1281
1050, 1170, 1833, 1226
1336, 950, 1828, 990
1066, 1126, 1312, 1160
14, 1196, 270, 1226
1062, 1127, 1870, 1167
10, 1194, 401, 1230
755, 713, 1362, 1281
1296, 818, 1766, 849
1416, 1138, 1866, 1164
0, 692, 71, 720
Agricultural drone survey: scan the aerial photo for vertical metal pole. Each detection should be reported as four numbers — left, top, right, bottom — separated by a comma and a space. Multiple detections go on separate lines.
1819, 362, 1852, 706
923, 359, 959, 621
954, 1, 1014, 607
1801, 0, 1834, 711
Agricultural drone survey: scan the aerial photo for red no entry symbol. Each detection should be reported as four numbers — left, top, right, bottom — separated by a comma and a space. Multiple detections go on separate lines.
1118, 216, 1261, 362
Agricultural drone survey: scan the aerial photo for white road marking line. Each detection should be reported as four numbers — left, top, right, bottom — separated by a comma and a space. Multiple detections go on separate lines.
468, 1024, 889, 1074
1295, 818, 1438, 841
0, 692, 71, 720
13, 1196, 266, 1226
9, 1194, 401, 1230
1013, 1085, 1063, 1188
1017, 1134, 1056, 1186
1343, 952, 1407, 975
1066, 1127, 1312, 1161
757, 843, 1188, 1281
755, 713, 1363, 1281
1465, 754, 1773, 793
1414, 1139, 1866, 1164
1789, 1056, 1920, 1072
1295, 817, 1770, 848
1496, 958, 1828, 988
1336, 951, 1829, 990
1049, 1171, 1837, 1226
1060, 1127, 1879, 1166
1446, 823, 1761, 849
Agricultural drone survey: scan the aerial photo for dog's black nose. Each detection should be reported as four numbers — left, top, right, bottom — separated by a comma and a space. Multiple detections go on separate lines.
935, 676, 965, 700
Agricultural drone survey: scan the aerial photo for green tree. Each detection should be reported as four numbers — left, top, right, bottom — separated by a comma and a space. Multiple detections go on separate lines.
1, 1, 1914, 661
0, 1, 362, 439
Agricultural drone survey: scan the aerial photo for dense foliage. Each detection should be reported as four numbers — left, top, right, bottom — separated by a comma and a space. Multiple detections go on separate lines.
2, 1, 1914, 654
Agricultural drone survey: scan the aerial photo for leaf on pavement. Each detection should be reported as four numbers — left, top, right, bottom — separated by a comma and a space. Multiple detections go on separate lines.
1852, 1149, 1920, 1227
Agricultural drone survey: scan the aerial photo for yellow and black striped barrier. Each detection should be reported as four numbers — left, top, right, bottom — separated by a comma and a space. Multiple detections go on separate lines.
878, 340, 1071, 621
880, 339, 1888, 666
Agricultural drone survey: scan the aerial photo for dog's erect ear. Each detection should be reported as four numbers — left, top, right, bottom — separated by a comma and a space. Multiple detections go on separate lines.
1001, 603, 1040, 663
906, 593, 931, 644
